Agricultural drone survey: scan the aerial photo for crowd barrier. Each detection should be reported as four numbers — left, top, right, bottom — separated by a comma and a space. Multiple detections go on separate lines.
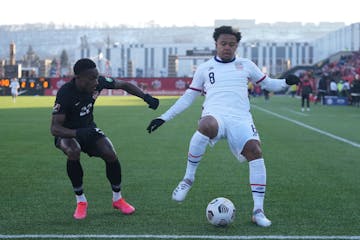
324, 96, 349, 105
1, 77, 192, 96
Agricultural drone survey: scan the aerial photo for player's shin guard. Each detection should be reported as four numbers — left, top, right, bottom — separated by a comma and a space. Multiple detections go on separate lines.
184, 131, 209, 182
249, 158, 267, 212
67, 159, 84, 195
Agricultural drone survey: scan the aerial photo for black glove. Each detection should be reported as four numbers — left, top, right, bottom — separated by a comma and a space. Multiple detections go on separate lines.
76, 128, 104, 142
143, 94, 159, 110
146, 118, 165, 133
285, 74, 300, 85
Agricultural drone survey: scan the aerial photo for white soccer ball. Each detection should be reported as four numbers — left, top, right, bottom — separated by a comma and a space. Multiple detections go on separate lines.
206, 197, 236, 227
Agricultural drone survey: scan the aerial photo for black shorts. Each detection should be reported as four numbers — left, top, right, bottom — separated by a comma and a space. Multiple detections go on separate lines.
54, 128, 107, 157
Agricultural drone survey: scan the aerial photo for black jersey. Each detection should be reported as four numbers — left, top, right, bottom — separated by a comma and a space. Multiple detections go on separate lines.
52, 76, 115, 129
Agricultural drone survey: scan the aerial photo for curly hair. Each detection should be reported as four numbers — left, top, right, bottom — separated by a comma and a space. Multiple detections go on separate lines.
213, 26, 242, 43
73, 58, 97, 75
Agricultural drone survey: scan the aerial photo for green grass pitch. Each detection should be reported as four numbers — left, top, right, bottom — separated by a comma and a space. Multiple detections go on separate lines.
0, 95, 359, 239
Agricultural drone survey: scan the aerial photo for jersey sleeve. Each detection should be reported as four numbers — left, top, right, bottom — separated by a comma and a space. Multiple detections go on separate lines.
159, 66, 204, 121
247, 60, 266, 84
52, 87, 70, 115
160, 88, 200, 121
188, 66, 205, 92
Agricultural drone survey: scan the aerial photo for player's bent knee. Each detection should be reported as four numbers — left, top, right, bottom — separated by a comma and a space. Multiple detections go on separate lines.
242, 140, 262, 161
66, 147, 81, 160
101, 151, 118, 163
198, 116, 218, 138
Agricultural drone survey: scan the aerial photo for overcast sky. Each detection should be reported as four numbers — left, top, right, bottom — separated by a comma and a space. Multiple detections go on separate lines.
1, 0, 359, 27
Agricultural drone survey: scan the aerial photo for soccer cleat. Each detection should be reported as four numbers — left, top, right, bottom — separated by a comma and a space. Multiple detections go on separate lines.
252, 209, 272, 227
172, 179, 192, 202
112, 198, 135, 215
73, 201, 88, 220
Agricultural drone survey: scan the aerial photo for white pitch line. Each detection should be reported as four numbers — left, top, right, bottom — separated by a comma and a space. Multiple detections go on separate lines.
252, 105, 360, 148
1, 235, 360, 239
284, 107, 309, 116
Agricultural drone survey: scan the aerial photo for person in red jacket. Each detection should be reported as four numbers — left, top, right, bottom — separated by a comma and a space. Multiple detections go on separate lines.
299, 78, 313, 111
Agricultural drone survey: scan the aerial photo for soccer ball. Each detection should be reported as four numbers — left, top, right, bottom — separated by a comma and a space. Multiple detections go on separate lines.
206, 197, 236, 226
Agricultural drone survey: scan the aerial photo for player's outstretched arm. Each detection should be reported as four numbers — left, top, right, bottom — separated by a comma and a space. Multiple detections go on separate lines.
113, 78, 159, 110
259, 74, 300, 92
146, 88, 200, 134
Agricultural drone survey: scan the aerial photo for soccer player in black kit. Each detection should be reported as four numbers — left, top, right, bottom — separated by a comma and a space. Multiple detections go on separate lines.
50, 58, 159, 220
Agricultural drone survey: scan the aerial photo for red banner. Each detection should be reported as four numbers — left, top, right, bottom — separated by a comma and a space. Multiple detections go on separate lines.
44, 77, 192, 96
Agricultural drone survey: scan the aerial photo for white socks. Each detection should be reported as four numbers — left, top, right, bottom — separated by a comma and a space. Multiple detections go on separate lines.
112, 191, 122, 202
76, 192, 122, 203
184, 131, 209, 182
249, 158, 267, 212
76, 194, 87, 203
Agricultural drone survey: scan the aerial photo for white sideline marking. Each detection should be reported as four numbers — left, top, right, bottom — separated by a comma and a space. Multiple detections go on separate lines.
252, 105, 360, 148
1, 235, 360, 239
284, 107, 309, 116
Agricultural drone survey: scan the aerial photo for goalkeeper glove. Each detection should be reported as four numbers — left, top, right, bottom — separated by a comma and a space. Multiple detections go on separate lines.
147, 118, 165, 133
143, 94, 159, 110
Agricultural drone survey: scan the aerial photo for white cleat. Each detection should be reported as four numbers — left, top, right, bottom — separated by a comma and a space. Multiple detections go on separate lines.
252, 209, 272, 227
172, 179, 192, 202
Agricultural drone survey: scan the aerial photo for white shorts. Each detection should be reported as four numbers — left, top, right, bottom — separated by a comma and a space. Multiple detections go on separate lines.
11, 89, 18, 96
204, 114, 261, 162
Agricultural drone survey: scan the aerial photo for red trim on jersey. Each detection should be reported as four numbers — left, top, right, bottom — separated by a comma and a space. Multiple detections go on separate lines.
188, 152, 203, 158
255, 75, 266, 84
188, 87, 202, 92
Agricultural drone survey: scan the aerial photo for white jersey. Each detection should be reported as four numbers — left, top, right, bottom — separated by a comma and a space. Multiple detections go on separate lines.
160, 56, 287, 122
190, 57, 265, 119
9, 80, 20, 94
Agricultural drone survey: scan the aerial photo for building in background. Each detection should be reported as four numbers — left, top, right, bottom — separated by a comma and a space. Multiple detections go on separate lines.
313, 23, 360, 62
0, 20, 358, 77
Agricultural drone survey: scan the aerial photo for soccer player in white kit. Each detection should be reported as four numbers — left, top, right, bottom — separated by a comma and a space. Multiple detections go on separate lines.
9, 78, 20, 103
147, 26, 299, 227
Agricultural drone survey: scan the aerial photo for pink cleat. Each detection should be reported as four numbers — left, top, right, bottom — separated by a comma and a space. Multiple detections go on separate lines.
112, 198, 135, 215
73, 202, 88, 220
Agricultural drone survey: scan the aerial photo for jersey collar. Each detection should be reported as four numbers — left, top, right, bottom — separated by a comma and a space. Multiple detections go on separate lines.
214, 56, 236, 63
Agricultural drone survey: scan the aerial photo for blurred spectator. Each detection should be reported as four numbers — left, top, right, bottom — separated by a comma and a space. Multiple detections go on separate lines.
350, 76, 360, 107
248, 81, 255, 98
330, 79, 338, 96
263, 89, 270, 102
315, 75, 328, 105
288, 84, 297, 98
337, 80, 344, 95
341, 80, 350, 99
299, 78, 313, 112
